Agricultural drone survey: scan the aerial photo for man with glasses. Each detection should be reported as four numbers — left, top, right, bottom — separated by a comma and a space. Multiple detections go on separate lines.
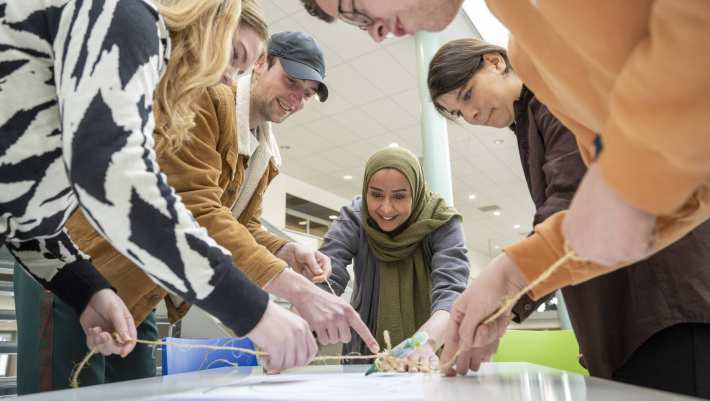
300, 0, 463, 43
300, 0, 710, 396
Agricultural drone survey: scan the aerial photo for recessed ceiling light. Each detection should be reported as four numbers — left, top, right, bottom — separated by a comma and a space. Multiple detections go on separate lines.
494, 139, 504, 145
343, 175, 353, 180
298, 221, 307, 226
389, 142, 399, 148
493, 210, 502, 216
329, 215, 337, 220
468, 194, 477, 200
513, 224, 521, 229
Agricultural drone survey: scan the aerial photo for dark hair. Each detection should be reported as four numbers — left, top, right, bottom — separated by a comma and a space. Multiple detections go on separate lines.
300, 0, 336, 23
428, 38, 512, 119
266, 53, 277, 69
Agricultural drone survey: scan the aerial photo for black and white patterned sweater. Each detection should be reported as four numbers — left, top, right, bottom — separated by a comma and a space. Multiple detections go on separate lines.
0, 0, 268, 335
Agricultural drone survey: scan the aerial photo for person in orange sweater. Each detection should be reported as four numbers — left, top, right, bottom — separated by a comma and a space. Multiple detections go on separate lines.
300, 0, 710, 380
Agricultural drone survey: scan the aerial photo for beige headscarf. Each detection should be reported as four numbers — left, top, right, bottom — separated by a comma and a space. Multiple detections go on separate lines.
361, 147, 460, 347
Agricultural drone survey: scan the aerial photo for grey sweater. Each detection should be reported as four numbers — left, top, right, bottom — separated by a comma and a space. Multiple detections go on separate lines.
319, 196, 470, 355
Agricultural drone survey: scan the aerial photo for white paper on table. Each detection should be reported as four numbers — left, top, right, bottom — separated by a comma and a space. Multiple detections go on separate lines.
151, 372, 442, 401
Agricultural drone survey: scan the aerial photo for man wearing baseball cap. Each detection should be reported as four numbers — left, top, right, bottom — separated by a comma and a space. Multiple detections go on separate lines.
227, 30, 379, 365
250, 31, 329, 126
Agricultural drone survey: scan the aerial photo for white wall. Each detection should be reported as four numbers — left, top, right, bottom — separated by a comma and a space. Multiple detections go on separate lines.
261, 173, 351, 229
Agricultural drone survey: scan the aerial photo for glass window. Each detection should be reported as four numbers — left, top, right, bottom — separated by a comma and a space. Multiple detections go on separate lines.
285, 213, 308, 234
309, 221, 328, 238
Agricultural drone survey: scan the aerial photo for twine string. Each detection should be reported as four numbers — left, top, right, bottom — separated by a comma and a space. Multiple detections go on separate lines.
440, 244, 587, 371
71, 247, 587, 387
483, 245, 586, 325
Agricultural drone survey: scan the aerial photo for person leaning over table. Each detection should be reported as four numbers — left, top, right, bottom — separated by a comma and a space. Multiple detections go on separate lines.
4, 0, 320, 395
298, 0, 710, 378
319, 146, 470, 371
427, 37, 710, 399
15, 26, 380, 392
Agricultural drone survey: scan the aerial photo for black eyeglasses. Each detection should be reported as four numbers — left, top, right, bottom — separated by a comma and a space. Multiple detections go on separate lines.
338, 0, 374, 31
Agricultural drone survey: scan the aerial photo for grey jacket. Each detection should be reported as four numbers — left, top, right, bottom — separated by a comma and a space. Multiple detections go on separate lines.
319, 196, 470, 355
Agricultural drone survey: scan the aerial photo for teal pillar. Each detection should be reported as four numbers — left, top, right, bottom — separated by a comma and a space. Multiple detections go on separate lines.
415, 32, 454, 205
556, 290, 573, 330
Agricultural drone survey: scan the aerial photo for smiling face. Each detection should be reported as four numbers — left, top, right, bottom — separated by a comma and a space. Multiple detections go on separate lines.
221, 26, 265, 85
366, 168, 413, 232
250, 57, 320, 124
434, 53, 521, 128
314, 0, 464, 42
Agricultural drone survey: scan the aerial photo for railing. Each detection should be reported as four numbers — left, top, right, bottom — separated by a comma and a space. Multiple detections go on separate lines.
0, 246, 15, 396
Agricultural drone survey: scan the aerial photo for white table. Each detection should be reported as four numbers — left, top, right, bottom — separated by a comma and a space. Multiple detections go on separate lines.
17, 363, 701, 400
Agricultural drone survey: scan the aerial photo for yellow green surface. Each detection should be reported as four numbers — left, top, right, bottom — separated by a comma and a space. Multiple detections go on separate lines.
492, 329, 589, 375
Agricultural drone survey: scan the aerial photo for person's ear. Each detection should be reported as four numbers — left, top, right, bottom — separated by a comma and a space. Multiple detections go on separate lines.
483, 52, 507, 73
253, 53, 268, 75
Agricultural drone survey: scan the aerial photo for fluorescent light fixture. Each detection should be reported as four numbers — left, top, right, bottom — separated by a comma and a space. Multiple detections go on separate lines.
389, 142, 399, 148
513, 224, 521, 229
343, 175, 353, 180
463, 0, 510, 48
329, 215, 338, 220
468, 194, 477, 200
298, 221, 307, 226
492, 210, 502, 216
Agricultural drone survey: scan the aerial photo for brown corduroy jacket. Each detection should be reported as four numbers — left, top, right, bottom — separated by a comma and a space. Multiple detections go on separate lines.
488, 0, 710, 299
65, 84, 288, 324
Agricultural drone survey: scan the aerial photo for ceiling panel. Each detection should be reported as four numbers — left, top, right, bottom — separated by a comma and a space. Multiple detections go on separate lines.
270, 0, 307, 14
391, 88, 423, 118
331, 107, 389, 139
350, 49, 417, 96
361, 97, 416, 131
314, 90, 353, 117
383, 39, 418, 77
326, 63, 385, 106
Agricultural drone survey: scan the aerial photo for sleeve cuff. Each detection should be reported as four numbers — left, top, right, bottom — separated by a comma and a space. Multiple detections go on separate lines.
247, 259, 288, 288
265, 237, 290, 255
504, 231, 573, 300
46, 259, 112, 314
598, 121, 706, 215
504, 213, 581, 300
505, 213, 610, 299
196, 265, 269, 336
511, 294, 536, 323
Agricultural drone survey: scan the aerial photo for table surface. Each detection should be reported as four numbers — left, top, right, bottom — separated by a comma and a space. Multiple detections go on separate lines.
17, 362, 701, 401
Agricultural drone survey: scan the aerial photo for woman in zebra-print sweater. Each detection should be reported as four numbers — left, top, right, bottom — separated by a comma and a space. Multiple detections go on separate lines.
0, 0, 316, 371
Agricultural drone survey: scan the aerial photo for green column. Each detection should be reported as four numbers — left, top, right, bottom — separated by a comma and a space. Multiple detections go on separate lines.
415, 32, 454, 205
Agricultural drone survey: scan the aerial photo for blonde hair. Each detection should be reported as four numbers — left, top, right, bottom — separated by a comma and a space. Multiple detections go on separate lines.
240, 0, 269, 43
154, 0, 241, 151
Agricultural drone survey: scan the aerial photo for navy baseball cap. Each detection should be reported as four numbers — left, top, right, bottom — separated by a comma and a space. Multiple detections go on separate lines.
268, 31, 328, 102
